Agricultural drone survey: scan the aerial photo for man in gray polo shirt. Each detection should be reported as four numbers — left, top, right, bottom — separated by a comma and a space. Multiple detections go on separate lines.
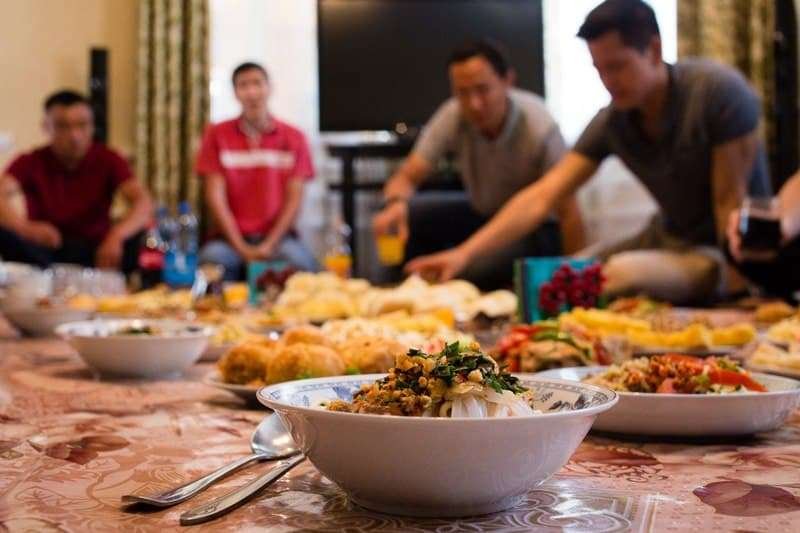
407, 0, 771, 303
373, 39, 585, 289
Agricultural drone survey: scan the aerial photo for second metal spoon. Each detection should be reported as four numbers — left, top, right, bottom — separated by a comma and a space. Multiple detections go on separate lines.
121, 414, 298, 507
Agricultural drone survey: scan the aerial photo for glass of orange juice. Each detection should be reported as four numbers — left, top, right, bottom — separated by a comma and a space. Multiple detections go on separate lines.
324, 253, 352, 278
376, 233, 405, 266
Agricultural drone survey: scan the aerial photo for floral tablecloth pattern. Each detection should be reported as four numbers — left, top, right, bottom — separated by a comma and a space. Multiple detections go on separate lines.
2, 332, 800, 532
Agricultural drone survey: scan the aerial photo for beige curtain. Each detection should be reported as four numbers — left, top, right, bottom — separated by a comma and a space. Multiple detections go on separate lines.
136, 0, 209, 213
678, 0, 775, 154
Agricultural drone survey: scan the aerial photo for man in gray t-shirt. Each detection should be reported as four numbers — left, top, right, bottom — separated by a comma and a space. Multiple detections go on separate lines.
574, 58, 770, 246
414, 87, 568, 217
407, 0, 770, 303
373, 40, 585, 289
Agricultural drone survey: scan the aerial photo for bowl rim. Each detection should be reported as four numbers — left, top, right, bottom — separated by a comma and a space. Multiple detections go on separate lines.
257, 373, 618, 424
55, 318, 215, 340
534, 365, 800, 399
3, 306, 93, 316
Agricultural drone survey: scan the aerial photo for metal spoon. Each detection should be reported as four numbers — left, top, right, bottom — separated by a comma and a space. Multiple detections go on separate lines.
180, 453, 305, 525
122, 414, 298, 507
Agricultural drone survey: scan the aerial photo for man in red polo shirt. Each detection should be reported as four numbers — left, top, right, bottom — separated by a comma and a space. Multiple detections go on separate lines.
0, 90, 152, 272
196, 62, 318, 280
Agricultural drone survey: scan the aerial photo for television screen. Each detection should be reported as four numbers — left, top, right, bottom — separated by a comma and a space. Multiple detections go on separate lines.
318, 0, 544, 133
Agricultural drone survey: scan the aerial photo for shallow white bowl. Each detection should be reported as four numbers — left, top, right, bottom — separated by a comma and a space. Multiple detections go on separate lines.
3, 306, 92, 337
56, 319, 213, 379
258, 375, 617, 517
536, 366, 800, 436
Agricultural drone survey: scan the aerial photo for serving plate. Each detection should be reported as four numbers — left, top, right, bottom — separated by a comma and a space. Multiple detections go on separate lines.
536, 366, 800, 436
203, 371, 265, 405
746, 362, 800, 381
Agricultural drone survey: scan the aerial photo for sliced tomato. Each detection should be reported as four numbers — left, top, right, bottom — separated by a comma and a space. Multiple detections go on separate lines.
496, 325, 541, 354
496, 333, 527, 354
708, 369, 767, 392
510, 324, 541, 336
656, 378, 676, 393
506, 355, 520, 373
594, 343, 612, 365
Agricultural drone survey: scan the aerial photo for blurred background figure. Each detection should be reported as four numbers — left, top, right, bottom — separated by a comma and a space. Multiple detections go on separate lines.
0, 90, 152, 273
196, 62, 318, 280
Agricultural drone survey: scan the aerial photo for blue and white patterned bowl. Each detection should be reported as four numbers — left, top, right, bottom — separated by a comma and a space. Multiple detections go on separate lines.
258, 375, 617, 517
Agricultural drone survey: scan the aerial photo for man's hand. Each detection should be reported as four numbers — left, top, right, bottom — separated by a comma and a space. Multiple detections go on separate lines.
254, 239, 277, 260
372, 201, 409, 242
404, 246, 470, 282
233, 241, 263, 264
95, 233, 124, 269
24, 221, 62, 249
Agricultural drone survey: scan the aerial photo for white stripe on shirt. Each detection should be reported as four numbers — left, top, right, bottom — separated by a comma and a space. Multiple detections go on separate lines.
220, 149, 295, 169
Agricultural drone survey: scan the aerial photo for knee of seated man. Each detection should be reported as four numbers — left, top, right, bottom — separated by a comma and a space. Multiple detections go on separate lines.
200, 241, 241, 268
274, 238, 319, 272
603, 250, 719, 303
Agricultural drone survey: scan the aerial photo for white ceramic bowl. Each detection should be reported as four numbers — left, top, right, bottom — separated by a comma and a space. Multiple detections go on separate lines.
3, 306, 92, 337
258, 375, 617, 517
0, 269, 52, 310
56, 319, 214, 379
536, 366, 800, 436
0, 261, 37, 286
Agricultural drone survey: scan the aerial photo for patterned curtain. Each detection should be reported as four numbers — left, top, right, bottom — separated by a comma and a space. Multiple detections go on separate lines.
136, 0, 209, 213
677, 0, 776, 169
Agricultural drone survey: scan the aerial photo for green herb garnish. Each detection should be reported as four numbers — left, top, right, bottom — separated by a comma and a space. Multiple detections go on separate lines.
413, 342, 528, 395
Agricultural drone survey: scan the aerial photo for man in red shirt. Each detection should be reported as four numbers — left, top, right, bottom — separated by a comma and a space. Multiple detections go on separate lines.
0, 90, 152, 272
196, 62, 318, 280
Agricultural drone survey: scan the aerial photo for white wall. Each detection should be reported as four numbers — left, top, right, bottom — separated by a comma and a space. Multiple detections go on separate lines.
0, 0, 139, 168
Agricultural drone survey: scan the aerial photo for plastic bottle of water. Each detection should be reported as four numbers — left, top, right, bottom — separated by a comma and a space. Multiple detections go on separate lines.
157, 205, 177, 247
163, 202, 198, 287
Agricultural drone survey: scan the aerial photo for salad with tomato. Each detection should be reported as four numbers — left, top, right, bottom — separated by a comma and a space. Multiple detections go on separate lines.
583, 354, 766, 394
492, 320, 614, 373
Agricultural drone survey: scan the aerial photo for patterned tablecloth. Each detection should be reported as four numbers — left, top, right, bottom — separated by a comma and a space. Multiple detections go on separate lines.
2, 329, 800, 532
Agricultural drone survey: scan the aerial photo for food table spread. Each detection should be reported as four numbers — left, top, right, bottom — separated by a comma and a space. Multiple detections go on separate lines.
2, 315, 800, 533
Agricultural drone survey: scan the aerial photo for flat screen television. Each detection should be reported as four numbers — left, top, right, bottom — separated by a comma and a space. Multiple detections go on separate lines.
318, 0, 544, 134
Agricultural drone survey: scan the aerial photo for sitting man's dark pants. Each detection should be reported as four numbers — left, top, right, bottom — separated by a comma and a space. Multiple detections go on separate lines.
729, 237, 800, 300
406, 192, 561, 290
0, 227, 141, 274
